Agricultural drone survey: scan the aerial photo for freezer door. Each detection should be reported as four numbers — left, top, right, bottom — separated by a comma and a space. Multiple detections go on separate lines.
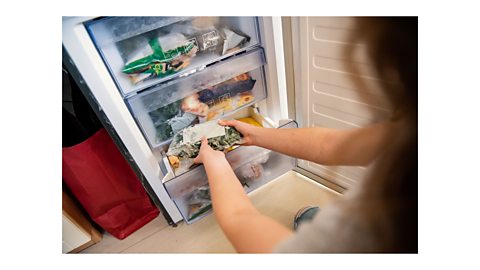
164, 121, 297, 224
288, 17, 393, 190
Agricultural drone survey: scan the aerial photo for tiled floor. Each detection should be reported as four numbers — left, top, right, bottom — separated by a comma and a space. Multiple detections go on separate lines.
81, 171, 341, 253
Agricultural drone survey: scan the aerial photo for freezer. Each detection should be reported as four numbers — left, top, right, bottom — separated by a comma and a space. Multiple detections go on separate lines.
63, 16, 295, 225
63, 16, 363, 226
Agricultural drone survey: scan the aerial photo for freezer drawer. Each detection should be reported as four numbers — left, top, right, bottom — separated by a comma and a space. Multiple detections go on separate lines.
163, 106, 277, 178
164, 121, 297, 224
85, 16, 261, 96
126, 48, 267, 149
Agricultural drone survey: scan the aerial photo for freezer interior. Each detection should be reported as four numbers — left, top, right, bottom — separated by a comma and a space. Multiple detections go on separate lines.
85, 16, 261, 96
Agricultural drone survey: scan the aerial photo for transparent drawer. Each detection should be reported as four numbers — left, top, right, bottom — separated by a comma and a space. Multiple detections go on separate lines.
126, 48, 267, 149
164, 121, 298, 224
85, 16, 261, 96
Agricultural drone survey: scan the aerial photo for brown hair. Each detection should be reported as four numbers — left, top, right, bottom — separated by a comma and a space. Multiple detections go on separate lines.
348, 17, 418, 252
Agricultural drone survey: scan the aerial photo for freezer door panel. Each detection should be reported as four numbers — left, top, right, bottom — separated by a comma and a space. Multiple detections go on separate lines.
291, 17, 393, 190
164, 121, 297, 224
126, 48, 267, 149
85, 16, 261, 96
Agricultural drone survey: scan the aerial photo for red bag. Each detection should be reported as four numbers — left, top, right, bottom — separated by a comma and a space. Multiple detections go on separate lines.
62, 128, 159, 239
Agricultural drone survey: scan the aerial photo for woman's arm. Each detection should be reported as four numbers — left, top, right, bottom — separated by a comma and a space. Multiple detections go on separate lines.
220, 120, 395, 166
194, 138, 293, 253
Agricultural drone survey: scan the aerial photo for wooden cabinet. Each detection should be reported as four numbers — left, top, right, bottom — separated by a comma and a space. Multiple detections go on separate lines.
62, 191, 102, 253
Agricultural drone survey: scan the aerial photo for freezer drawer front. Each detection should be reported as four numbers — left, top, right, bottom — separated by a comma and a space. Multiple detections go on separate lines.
85, 16, 261, 96
126, 48, 267, 149
164, 121, 297, 224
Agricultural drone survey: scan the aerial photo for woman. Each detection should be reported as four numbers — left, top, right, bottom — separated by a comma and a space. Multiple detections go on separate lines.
193, 17, 417, 253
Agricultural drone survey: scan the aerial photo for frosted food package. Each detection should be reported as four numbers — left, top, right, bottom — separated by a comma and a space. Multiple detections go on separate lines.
122, 34, 199, 84
187, 185, 211, 221
167, 120, 242, 175
148, 100, 199, 143
221, 28, 250, 55
197, 73, 256, 104
183, 72, 257, 121
236, 151, 270, 183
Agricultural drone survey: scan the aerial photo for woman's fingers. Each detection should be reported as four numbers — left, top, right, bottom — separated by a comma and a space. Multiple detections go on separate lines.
193, 154, 201, 164
194, 137, 209, 164
218, 119, 237, 127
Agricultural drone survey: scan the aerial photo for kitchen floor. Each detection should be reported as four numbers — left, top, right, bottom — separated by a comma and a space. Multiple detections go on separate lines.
81, 171, 342, 253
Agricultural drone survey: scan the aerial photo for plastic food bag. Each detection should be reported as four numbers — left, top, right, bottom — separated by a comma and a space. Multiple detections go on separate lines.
187, 185, 212, 221
167, 120, 241, 158
198, 73, 256, 104
237, 152, 270, 182
221, 28, 250, 55
122, 35, 199, 84
148, 100, 198, 143
167, 120, 242, 174
184, 72, 257, 121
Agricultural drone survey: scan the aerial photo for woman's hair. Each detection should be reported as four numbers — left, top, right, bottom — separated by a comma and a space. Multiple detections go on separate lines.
349, 17, 418, 252
346, 17, 418, 122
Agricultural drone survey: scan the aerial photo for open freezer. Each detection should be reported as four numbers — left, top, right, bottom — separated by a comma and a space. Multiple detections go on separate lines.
62, 16, 290, 225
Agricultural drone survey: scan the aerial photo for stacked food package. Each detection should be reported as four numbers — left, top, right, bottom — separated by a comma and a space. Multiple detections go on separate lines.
166, 120, 242, 174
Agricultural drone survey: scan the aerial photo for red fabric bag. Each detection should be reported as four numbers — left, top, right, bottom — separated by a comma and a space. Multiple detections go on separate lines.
62, 128, 159, 239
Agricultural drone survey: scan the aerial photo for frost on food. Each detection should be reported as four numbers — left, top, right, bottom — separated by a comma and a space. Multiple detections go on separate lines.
167, 120, 242, 175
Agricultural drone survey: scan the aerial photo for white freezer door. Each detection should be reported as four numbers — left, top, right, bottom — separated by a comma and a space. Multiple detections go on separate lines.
289, 17, 393, 190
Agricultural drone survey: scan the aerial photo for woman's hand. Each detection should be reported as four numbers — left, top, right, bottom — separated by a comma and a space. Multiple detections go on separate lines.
193, 137, 226, 164
218, 119, 259, 146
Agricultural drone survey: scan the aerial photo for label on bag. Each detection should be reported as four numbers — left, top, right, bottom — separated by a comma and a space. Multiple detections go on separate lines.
182, 120, 225, 144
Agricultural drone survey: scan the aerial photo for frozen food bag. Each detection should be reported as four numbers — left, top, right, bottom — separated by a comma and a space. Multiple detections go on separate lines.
167, 120, 242, 158
167, 120, 242, 174
236, 151, 270, 183
187, 185, 212, 221
181, 94, 209, 117
198, 73, 256, 104
122, 35, 198, 84
148, 100, 199, 143
221, 28, 250, 55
